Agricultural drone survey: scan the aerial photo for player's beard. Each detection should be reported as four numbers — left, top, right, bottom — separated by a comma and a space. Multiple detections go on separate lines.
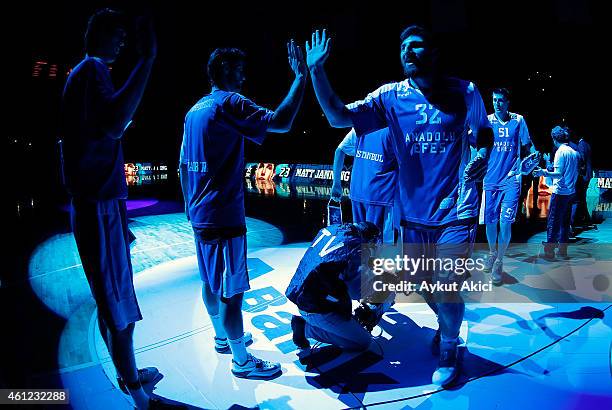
403, 52, 435, 79
403, 63, 418, 77
403, 59, 430, 78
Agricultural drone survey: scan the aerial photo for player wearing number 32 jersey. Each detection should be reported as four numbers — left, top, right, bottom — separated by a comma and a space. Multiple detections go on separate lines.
306, 25, 494, 387
347, 77, 490, 227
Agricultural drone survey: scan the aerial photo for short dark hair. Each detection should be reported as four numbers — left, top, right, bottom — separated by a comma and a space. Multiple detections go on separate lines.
400, 25, 433, 47
84, 8, 125, 53
492, 88, 510, 100
207, 48, 246, 87
551, 125, 569, 143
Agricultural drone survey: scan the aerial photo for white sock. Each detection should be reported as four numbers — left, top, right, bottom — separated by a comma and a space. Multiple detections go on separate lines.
128, 386, 149, 409
210, 314, 227, 340
228, 337, 248, 364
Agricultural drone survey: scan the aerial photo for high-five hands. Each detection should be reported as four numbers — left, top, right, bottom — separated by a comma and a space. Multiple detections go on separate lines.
305, 29, 331, 70
135, 14, 157, 59
287, 39, 307, 78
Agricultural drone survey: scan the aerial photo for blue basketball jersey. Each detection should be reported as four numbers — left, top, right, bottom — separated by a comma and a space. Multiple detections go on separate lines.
62, 57, 128, 200
338, 128, 398, 206
347, 78, 490, 226
180, 90, 273, 228
484, 112, 532, 190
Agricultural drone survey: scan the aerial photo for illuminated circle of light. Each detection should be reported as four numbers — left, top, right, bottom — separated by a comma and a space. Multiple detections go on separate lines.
28, 214, 283, 319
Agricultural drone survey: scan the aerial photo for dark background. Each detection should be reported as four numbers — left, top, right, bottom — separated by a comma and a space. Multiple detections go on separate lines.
7, 0, 608, 207
1, 0, 608, 389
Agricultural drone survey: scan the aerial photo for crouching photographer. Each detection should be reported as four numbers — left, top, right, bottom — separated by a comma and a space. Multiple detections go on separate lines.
285, 222, 396, 352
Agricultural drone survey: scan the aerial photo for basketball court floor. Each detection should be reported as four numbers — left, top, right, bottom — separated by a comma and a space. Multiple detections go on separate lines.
27, 201, 612, 409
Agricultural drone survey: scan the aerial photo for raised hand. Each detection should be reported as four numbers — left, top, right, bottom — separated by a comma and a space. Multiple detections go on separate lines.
305, 29, 331, 69
135, 14, 157, 59
542, 152, 551, 166
287, 39, 307, 77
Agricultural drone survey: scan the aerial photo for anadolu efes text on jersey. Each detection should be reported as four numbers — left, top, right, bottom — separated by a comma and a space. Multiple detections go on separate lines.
484, 112, 532, 190
346, 78, 491, 226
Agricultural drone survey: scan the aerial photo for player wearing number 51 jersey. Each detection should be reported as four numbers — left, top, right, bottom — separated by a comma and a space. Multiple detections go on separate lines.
481, 88, 537, 286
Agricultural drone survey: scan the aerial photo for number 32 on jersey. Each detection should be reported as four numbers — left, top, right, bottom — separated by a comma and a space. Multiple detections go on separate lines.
415, 104, 441, 125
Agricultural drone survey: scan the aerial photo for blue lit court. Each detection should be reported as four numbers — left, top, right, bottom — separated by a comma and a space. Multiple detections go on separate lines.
11, 3, 611, 409
26, 199, 612, 409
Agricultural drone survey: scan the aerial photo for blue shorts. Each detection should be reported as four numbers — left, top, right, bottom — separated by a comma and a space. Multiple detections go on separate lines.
481, 183, 521, 224
352, 201, 395, 243
194, 230, 250, 299
71, 198, 142, 331
400, 222, 477, 284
